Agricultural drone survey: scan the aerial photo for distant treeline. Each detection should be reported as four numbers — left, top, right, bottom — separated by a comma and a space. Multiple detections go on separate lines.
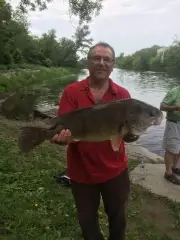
0, 1, 93, 70
116, 40, 180, 77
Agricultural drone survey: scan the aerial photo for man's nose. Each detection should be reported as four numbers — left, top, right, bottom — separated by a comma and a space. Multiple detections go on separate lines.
99, 58, 105, 64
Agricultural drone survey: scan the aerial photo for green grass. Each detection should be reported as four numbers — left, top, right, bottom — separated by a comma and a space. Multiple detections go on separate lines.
0, 67, 80, 93
0, 63, 43, 72
0, 118, 180, 240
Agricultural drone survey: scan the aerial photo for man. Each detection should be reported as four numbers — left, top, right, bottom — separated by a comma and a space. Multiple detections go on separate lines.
52, 42, 131, 240
160, 86, 180, 185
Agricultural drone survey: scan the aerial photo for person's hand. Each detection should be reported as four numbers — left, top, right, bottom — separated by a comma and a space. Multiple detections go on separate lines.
51, 129, 73, 145
175, 104, 180, 111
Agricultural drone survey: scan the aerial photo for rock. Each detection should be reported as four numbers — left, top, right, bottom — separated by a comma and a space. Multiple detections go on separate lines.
33, 109, 54, 119
125, 142, 164, 164
130, 163, 180, 202
34, 104, 58, 119
0, 91, 38, 120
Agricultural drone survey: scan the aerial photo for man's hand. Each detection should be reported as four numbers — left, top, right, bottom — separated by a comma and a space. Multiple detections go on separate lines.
160, 102, 180, 112
175, 104, 180, 111
51, 129, 73, 145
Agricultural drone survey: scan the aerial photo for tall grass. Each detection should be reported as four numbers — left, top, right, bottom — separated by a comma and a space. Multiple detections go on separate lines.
0, 67, 80, 93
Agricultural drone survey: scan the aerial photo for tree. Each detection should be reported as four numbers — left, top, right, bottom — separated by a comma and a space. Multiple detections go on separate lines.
163, 42, 180, 76
73, 24, 93, 56
13, 48, 24, 63
17, 0, 103, 24
116, 55, 133, 70
116, 40, 180, 77
0, 0, 95, 68
149, 56, 164, 72
57, 37, 78, 67
12, 7, 29, 30
38, 29, 58, 61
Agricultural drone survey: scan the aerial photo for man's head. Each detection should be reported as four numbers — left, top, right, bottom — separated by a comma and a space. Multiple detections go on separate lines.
87, 42, 115, 82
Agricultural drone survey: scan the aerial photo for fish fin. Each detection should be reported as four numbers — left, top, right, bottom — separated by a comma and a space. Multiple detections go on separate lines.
110, 135, 122, 151
18, 126, 47, 153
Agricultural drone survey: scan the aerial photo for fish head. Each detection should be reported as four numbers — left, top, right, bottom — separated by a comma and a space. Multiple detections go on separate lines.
125, 99, 163, 136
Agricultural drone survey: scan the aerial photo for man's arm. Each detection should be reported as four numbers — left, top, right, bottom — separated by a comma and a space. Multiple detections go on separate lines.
52, 86, 77, 145
160, 89, 177, 112
160, 102, 178, 112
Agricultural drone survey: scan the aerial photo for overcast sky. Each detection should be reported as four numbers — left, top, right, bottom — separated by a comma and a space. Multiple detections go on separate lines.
10, 0, 180, 56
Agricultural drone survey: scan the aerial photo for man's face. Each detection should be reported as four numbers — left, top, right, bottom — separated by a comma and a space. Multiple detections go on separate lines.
87, 45, 115, 81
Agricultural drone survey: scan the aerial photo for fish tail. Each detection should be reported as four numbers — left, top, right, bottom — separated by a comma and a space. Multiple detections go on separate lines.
18, 126, 48, 153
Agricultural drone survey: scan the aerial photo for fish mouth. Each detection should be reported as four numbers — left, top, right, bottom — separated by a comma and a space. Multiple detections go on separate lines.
150, 113, 164, 125
128, 112, 164, 136
131, 118, 162, 135
152, 118, 162, 125
130, 125, 147, 135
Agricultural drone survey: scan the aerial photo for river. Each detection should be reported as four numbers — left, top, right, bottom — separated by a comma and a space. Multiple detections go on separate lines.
77, 68, 180, 157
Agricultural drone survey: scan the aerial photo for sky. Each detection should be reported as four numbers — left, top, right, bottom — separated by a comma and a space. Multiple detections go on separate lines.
10, 0, 180, 56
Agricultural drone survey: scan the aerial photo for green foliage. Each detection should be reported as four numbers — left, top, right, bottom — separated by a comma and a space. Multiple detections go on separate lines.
13, 48, 24, 63
163, 42, 180, 76
42, 58, 52, 68
17, 0, 103, 24
0, 67, 79, 93
0, 1, 94, 69
73, 24, 93, 55
116, 41, 180, 77
78, 57, 88, 68
149, 56, 165, 72
116, 53, 133, 70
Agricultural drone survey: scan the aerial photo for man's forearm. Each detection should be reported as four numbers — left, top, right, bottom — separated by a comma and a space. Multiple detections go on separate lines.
160, 102, 177, 112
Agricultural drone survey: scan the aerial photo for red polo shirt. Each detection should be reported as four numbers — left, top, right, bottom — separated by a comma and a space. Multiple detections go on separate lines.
57, 77, 131, 184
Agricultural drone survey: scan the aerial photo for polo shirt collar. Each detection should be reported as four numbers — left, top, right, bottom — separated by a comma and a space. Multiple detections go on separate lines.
80, 76, 118, 95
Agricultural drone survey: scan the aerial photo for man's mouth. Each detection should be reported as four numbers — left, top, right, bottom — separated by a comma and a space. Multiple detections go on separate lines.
96, 69, 107, 72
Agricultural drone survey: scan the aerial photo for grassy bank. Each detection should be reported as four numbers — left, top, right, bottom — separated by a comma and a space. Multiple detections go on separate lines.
0, 67, 80, 93
0, 64, 44, 72
0, 118, 180, 240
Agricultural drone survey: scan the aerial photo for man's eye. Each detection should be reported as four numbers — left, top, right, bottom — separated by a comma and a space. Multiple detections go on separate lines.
94, 57, 101, 61
104, 58, 111, 62
93, 57, 111, 62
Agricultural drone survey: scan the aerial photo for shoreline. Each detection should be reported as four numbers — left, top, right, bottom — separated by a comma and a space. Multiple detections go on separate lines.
125, 142, 164, 164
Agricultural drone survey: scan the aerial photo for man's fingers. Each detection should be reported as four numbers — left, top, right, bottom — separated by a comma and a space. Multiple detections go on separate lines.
60, 129, 66, 137
52, 129, 72, 143
63, 129, 72, 142
65, 129, 71, 137
52, 134, 59, 142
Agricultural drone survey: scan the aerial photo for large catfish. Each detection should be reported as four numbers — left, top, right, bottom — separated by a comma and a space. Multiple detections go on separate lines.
18, 98, 163, 153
